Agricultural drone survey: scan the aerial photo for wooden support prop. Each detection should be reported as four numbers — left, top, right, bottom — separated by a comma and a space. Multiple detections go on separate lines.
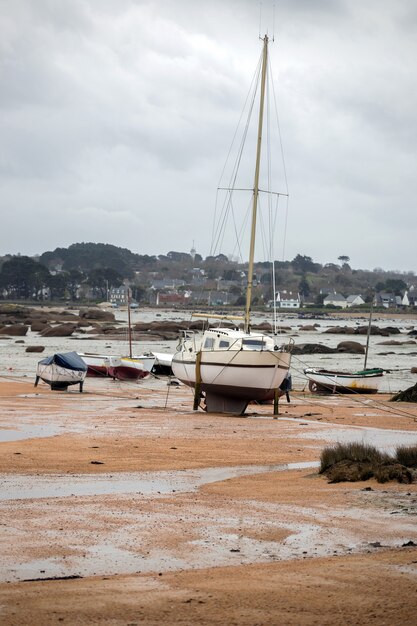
273, 388, 279, 417
193, 351, 202, 411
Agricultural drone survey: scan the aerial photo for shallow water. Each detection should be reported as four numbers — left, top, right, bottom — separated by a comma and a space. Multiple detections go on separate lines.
1, 308, 416, 393
0, 423, 62, 442
295, 422, 417, 453
0, 462, 318, 501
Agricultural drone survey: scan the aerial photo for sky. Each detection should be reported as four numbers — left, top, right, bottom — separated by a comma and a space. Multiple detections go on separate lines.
1, 0, 416, 272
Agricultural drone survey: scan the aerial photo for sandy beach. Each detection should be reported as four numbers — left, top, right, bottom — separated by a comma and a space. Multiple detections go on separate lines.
0, 373, 416, 625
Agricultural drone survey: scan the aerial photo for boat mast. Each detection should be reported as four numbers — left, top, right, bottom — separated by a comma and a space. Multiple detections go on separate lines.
363, 298, 374, 369
244, 34, 269, 333
127, 287, 133, 358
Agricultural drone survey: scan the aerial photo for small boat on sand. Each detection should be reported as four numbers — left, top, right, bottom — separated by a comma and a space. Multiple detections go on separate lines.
78, 353, 109, 377
35, 351, 87, 391
105, 355, 153, 381
305, 299, 384, 394
78, 352, 155, 380
151, 352, 173, 376
304, 367, 384, 394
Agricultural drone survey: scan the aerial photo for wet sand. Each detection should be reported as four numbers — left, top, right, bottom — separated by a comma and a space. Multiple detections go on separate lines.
0, 377, 416, 625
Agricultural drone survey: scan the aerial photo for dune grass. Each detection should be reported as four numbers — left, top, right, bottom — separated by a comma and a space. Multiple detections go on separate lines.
395, 444, 417, 468
319, 442, 389, 473
319, 442, 415, 484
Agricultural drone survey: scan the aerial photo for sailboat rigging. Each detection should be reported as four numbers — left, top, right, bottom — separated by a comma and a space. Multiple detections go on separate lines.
79, 288, 155, 380
172, 35, 293, 415
106, 288, 155, 381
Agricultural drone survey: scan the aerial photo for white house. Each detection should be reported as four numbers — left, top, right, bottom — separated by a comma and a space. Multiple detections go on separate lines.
275, 291, 301, 309
346, 294, 365, 307
374, 292, 410, 308
323, 292, 347, 308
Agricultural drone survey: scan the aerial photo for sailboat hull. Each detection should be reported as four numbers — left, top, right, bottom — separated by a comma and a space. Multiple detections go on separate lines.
172, 349, 291, 403
106, 356, 153, 381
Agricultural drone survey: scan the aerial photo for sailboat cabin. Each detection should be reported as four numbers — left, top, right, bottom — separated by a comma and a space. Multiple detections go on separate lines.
201, 328, 276, 352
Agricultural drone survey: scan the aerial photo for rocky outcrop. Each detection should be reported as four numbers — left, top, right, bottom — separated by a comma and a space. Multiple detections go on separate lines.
391, 383, 417, 402
336, 341, 365, 354
0, 324, 28, 336
292, 343, 337, 355
40, 324, 76, 337
79, 308, 115, 322
293, 341, 367, 355
323, 326, 353, 334
31, 320, 49, 332
324, 325, 399, 337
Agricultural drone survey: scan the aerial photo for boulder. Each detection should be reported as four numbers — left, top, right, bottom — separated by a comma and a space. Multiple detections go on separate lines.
252, 322, 273, 332
324, 326, 352, 334
354, 325, 389, 336
336, 341, 365, 354
391, 383, 417, 402
79, 308, 115, 322
411, 367, 417, 374
0, 324, 28, 336
298, 325, 317, 331
40, 324, 76, 337
31, 320, 49, 332
292, 343, 337, 355
26, 346, 45, 353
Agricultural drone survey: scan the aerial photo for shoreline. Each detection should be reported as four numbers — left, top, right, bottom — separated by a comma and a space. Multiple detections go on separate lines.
0, 377, 416, 623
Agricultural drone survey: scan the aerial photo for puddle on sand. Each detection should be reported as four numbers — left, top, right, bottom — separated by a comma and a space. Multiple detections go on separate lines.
0, 423, 62, 442
0, 462, 318, 501
297, 426, 417, 452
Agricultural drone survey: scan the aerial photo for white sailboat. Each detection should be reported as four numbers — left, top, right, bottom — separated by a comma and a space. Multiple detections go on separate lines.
106, 289, 155, 380
79, 290, 154, 380
172, 35, 293, 415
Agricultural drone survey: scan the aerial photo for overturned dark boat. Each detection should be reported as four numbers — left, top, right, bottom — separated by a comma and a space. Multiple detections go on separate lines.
35, 351, 87, 391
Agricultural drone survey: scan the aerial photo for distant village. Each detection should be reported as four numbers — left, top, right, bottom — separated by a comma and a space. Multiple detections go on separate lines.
0, 242, 416, 311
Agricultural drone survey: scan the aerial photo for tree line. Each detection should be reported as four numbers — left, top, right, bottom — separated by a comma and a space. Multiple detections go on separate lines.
0, 244, 413, 303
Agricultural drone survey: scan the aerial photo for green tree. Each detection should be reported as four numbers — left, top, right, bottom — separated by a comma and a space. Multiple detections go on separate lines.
87, 268, 123, 299
384, 278, 407, 295
0, 256, 50, 300
46, 273, 67, 301
298, 275, 310, 298
291, 254, 319, 274
64, 269, 85, 301
338, 255, 350, 264
40, 243, 137, 278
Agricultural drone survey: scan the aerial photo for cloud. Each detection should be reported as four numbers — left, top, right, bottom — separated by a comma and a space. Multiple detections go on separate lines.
0, 0, 416, 272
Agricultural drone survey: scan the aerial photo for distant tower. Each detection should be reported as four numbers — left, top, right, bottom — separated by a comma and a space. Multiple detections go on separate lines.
190, 241, 196, 261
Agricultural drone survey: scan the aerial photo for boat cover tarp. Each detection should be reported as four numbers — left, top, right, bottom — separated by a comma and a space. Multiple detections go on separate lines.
352, 368, 384, 376
38, 351, 88, 372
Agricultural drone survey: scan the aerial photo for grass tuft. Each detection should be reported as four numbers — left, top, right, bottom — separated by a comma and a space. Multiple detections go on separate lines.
395, 444, 417, 468
319, 442, 389, 474
319, 442, 415, 484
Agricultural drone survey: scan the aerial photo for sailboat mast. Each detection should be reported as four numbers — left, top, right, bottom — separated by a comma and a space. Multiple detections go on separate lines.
127, 287, 133, 358
244, 35, 269, 333
364, 299, 373, 369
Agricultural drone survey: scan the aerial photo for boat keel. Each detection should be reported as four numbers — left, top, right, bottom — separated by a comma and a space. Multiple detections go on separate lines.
204, 392, 248, 415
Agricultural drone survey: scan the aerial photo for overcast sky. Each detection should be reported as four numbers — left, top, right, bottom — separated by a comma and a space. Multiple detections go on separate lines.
1, 0, 416, 272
